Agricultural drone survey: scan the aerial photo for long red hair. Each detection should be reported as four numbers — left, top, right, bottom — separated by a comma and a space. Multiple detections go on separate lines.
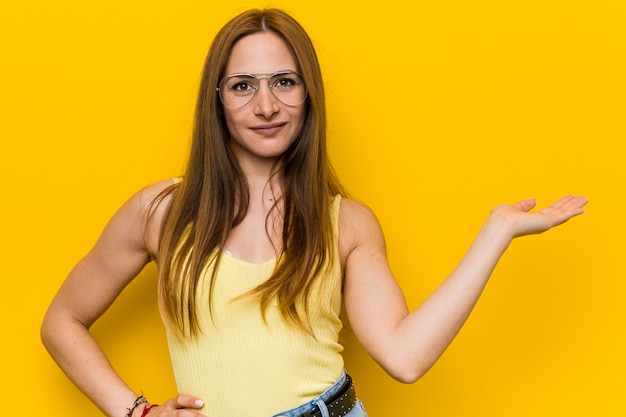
156, 9, 345, 338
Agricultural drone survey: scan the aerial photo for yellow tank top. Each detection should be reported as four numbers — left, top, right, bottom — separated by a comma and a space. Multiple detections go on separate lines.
164, 195, 344, 417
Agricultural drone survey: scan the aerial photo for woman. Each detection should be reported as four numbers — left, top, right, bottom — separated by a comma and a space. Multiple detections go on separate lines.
41, 8, 587, 417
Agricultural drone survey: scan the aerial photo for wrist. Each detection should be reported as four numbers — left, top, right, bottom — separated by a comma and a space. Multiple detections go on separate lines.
125, 395, 158, 417
125, 395, 147, 417
136, 404, 158, 417
479, 214, 515, 249
483, 212, 516, 240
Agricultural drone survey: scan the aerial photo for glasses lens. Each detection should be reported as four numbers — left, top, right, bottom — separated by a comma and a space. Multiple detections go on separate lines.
218, 72, 307, 109
268, 72, 307, 106
219, 75, 258, 109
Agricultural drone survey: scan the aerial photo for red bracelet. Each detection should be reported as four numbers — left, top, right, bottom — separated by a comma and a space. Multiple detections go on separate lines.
140, 404, 158, 417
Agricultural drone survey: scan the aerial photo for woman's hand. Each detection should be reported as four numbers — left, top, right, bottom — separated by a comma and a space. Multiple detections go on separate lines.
488, 195, 588, 239
141, 395, 206, 417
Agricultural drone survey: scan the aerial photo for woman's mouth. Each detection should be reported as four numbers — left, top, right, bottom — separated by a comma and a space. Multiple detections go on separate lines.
250, 122, 287, 137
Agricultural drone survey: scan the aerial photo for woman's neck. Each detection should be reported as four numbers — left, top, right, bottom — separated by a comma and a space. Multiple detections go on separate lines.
233, 154, 284, 203
236, 164, 282, 214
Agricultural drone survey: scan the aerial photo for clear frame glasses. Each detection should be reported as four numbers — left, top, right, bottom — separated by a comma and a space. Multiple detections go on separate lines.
217, 70, 307, 110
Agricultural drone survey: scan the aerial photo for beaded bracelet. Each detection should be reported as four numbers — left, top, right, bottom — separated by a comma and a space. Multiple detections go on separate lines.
140, 404, 158, 417
125, 395, 148, 417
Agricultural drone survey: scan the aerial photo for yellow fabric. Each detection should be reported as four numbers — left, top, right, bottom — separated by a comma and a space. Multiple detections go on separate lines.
164, 196, 345, 417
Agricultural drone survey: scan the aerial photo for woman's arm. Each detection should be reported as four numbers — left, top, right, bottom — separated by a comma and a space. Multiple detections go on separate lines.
341, 196, 587, 383
41, 180, 206, 417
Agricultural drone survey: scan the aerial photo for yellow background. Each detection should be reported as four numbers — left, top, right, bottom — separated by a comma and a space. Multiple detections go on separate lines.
1, 0, 624, 416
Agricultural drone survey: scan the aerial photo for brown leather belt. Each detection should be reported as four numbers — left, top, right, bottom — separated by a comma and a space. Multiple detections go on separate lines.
299, 374, 357, 417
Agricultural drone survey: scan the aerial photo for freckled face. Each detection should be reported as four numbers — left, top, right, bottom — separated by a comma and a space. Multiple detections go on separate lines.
222, 32, 306, 164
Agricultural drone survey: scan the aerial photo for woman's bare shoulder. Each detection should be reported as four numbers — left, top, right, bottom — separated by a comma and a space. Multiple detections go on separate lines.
339, 198, 380, 230
134, 178, 179, 211
128, 178, 179, 257
338, 197, 386, 264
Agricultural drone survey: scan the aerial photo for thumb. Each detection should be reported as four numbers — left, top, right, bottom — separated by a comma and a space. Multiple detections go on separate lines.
167, 394, 205, 410
513, 198, 537, 213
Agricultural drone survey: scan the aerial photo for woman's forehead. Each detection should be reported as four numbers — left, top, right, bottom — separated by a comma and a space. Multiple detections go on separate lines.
225, 32, 298, 75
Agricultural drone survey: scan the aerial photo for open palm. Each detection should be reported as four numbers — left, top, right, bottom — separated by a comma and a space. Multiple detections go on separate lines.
490, 195, 588, 238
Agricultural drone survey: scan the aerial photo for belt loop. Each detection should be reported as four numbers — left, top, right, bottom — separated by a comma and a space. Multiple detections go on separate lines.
315, 399, 330, 417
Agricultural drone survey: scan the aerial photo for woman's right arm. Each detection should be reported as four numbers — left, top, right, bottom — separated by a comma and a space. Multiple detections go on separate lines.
41, 180, 205, 417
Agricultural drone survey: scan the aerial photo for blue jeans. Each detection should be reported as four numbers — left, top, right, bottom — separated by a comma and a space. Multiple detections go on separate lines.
271, 370, 368, 417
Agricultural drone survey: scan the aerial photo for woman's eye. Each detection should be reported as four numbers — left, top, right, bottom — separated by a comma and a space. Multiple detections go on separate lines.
231, 81, 255, 92
272, 77, 297, 89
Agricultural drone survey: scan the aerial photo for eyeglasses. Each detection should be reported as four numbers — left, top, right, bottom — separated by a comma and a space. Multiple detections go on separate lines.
217, 70, 307, 110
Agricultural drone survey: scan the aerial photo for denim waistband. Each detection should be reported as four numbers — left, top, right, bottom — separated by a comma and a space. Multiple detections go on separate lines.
271, 370, 348, 417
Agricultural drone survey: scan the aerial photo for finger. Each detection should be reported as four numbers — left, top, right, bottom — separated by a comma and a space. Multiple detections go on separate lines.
537, 195, 587, 216
168, 394, 205, 410
550, 195, 583, 210
563, 195, 588, 210
513, 198, 537, 213
548, 198, 588, 225
551, 195, 587, 214
542, 196, 570, 213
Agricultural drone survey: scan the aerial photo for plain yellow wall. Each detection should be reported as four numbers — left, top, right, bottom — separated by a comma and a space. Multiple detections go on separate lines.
1, 0, 624, 415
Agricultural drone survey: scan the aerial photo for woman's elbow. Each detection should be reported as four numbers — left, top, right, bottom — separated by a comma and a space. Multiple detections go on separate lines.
40, 311, 57, 351
383, 360, 432, 384
40, 308, 73, 353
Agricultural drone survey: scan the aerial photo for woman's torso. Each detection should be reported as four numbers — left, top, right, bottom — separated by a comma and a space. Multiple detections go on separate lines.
147, 186, 349, 416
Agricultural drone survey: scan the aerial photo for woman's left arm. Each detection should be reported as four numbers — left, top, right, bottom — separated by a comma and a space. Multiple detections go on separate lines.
341, 196, 587, 383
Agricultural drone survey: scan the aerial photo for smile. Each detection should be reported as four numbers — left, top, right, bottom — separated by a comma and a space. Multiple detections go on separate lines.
250, 122, 287, 136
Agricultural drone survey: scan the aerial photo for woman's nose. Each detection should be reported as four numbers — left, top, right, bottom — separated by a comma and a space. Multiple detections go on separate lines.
253, 81, 280, 117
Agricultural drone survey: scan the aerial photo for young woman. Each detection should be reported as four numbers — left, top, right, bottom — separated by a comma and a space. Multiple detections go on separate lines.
41, 8, 587, 417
